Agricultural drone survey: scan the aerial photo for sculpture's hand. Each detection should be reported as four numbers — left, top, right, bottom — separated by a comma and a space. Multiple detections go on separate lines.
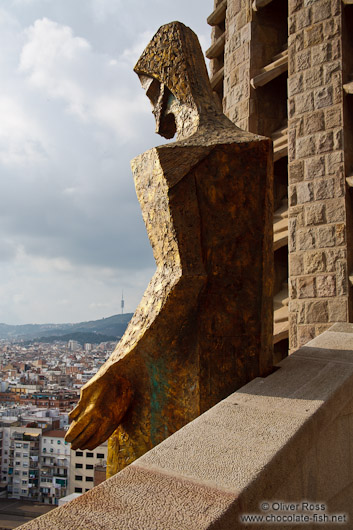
65, 370, 133, 450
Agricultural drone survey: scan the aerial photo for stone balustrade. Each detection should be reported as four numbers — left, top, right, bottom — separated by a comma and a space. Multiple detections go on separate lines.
18, 323, 353, 529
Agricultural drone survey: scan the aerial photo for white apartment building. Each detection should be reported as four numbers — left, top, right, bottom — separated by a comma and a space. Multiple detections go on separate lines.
69, 442, 107, 495
40, 429, 70, 504
67, 340, 81, 351
2, 426, 41, 499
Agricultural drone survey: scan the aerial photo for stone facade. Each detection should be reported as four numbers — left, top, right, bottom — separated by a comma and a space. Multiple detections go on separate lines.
207, 0, 353, 354
287, 0, 352, 350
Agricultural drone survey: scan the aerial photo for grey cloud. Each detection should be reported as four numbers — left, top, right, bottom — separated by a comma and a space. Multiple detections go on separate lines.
0, 0, 213, 323
0, 240, 17, 262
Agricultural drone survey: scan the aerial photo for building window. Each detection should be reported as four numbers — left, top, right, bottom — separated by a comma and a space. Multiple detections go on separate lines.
22, 471, 28, 476
86, 452, 94, 458
75, 451, 83, 457
22, 480, 27, 485
21, 489, 27, 494
57, 440, 61, 444
75, 475, 82, 481
14, 471, 20, 476
96, 453, 104, 459
23, 444, 29, 449
15, 461, 20, 466
75, 487, 82, 493
86, 465, 93, 470
86, 477, 93, 482
75, 463, 83, 469
15, 452, 21, 457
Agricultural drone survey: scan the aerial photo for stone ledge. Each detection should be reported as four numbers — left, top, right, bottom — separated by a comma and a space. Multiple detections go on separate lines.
18, 325, 353, 529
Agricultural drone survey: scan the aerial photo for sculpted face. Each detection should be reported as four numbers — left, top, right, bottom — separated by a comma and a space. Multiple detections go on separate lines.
139, 74, 200, 141
139, 75, 177, 139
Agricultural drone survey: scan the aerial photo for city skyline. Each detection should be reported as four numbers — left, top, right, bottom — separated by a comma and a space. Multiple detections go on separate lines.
0, 0, 213, 325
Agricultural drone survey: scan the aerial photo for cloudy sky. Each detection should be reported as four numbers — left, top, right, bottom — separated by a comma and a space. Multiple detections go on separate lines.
0, 0, 213, 324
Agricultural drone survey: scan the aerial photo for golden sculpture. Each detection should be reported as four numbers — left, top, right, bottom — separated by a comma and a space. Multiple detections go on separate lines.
65, 22, 274, 478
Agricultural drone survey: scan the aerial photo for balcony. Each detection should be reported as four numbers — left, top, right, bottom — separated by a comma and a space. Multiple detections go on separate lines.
53, 471, 68, 479
54, 478, 67, 488
40, 468, 53, 477
14, 326, 353, 530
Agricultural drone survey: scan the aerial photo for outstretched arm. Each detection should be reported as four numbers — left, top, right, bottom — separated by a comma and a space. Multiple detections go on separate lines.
65, 367, 133, 450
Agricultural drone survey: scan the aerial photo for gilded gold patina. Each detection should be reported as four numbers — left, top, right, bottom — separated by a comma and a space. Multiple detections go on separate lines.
65, 22, 274, 478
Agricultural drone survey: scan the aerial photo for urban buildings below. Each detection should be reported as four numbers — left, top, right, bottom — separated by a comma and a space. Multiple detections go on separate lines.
69, 443, 108, 495
0, 337, 115, 504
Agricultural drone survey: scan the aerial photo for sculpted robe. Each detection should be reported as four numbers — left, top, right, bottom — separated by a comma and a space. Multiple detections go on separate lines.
66, 22, 273, 478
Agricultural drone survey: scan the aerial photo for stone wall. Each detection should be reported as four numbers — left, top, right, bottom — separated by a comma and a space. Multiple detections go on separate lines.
223, 0, 252, 131
210, 0, 353, 354
287, 0, 350, 350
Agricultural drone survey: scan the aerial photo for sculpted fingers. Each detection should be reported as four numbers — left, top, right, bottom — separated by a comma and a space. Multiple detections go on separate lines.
65, 422, 81, 446
65, 373, 133, 449
68, 404, 82, 422
68, 383, 96, 423
77, 429, 109, 451
68, 411, 119, 449
69, 422, 99, 450
65, 405, 94, 444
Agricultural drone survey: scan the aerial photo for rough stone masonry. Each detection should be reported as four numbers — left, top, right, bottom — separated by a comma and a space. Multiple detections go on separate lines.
210, 0, 353, 352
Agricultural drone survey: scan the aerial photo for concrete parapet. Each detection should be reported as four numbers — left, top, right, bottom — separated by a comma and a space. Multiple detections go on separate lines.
18, 324, 353, 529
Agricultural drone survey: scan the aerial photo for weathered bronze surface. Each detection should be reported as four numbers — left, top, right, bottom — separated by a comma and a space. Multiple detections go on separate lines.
65, 22, 273, 478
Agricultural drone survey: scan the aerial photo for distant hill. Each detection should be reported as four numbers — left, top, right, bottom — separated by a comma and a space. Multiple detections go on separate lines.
0, 313, 133, 341
26, 332, 119, 346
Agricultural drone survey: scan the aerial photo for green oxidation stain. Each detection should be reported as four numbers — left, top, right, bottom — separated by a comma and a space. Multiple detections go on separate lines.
148, 357, 169, 447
